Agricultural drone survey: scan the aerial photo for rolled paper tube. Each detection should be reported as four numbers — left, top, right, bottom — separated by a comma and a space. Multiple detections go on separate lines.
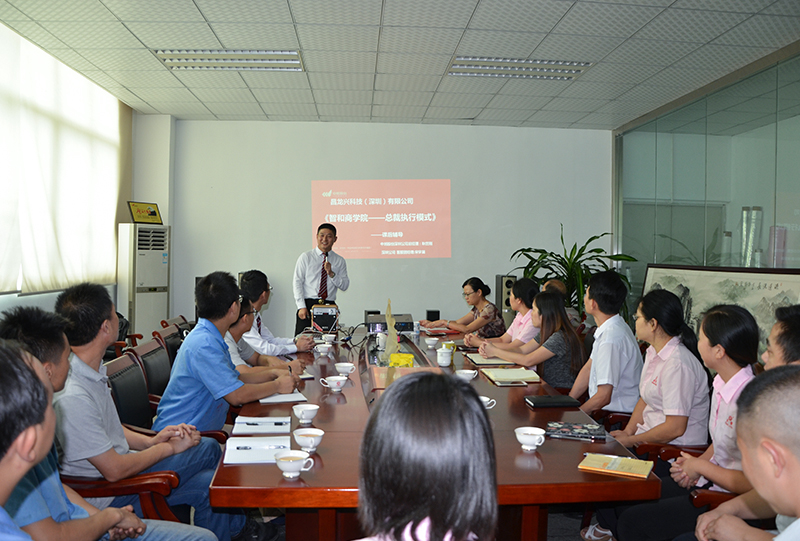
741, 207, 750, 266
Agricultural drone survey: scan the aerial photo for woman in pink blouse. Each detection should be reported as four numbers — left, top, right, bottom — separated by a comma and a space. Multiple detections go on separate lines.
464, 277, 539, 350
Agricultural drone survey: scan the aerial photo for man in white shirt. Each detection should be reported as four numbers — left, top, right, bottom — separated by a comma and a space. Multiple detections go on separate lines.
241, 270, 314, 356
293, 223, 349, 335
569, 270, 642, 414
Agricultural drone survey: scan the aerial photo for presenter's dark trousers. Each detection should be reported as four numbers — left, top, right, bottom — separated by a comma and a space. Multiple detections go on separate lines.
295, 298, 333, 336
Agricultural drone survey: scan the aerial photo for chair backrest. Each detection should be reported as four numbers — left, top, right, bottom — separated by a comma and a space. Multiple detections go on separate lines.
152, 325, 182, 366
128, 339, 172, 397
161, 315, 191, 337
583, 325, 597, 357
104, 354, 153, 429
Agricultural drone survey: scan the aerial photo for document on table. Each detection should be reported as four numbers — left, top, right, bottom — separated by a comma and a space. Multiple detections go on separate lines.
231, 416, 291, 435
223, 436, 291, 464
463, 353, 515, 366
481, 368, 540, 383
259, 389, 308, 404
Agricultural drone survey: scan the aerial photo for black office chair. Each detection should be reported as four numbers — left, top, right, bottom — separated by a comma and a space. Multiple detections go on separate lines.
106, 354, 155, 429
152, 325, 182, 366
161, 315, 192, 338
127, 339, 172, 397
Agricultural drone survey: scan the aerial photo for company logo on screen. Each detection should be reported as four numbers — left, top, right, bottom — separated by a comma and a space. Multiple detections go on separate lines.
311, 179, 451, 260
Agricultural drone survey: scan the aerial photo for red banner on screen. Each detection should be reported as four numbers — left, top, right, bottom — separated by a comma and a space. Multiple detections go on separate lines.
311, 179, 451, 260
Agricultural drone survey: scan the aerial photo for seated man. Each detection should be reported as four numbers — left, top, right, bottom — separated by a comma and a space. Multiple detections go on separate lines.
240, 270, 315, 356
0, 307, 214, 541
542, 279, 582, 327
0, 340, 53, 541
569, 270, 642, 414
53, 283, 265, 541
154, 271, 297, 434
226, 297, 307, 376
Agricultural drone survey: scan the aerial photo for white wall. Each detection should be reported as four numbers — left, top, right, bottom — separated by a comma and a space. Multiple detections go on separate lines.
164, 120, 613, 337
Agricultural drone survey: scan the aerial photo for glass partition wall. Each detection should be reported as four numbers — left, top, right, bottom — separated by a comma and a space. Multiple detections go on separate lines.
618, 55, 800, 310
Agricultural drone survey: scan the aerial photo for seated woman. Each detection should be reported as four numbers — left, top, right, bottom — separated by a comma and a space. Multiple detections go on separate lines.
599, 305, 758, 541
464, 277, 539, 350
355, 372, 497, 541
479, 291, 585, 389
420, 277, 506, 339
610, 289, 710, 449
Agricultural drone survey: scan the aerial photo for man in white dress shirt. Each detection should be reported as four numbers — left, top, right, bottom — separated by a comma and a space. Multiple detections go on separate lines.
293, 223, 349, 335
241, 270, 314, 356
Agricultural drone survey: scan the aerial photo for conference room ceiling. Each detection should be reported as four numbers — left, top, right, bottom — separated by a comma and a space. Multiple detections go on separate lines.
1, 0, 799, 131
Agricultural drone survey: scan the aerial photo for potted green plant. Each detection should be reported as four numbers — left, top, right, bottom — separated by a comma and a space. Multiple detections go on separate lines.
511, 225, 637, 319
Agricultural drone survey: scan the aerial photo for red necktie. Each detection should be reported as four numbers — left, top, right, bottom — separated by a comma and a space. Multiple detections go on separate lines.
319, 253, 328, 300
256, 313, 261, 333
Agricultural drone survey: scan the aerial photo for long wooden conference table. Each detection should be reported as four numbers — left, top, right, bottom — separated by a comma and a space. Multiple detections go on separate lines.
209, 331, 660, 540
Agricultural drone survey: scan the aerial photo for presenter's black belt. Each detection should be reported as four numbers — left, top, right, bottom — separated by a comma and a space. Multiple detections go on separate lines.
305, 298, 336, 305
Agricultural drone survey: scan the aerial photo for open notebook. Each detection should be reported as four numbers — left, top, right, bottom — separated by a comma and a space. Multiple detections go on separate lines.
231, 416, 291, 435
463, 353, 514, 366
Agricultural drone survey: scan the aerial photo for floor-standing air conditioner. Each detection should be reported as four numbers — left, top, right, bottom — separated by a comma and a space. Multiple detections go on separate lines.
117, 223, 170, 339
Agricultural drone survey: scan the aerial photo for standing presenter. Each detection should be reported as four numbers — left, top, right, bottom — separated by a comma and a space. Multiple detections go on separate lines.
293, 223, 349, 335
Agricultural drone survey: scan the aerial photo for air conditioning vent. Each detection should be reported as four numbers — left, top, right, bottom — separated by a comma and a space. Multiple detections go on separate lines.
137, 228, 168, 251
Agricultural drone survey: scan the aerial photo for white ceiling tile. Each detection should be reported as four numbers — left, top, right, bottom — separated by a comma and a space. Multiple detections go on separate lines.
269, 115, 320, 121
289, 0, 382, 25
471, 119, 524, 126
103, 0, 205, 22
302, 51, 376, 73
127, 86, 197, 101
435, 76, 506, 93
173, 71, 247, 88
522, 119, 574, 128
127, 103, 161, 114
674, 43, 775, 72
498, 78, 567, 96
104, 69, 182, 86
371, 104, 428, 117
307, 72, 374, 90
455, 29, 546, 58
12, 0, 116, 21
713, 15, 800, 49
670, 0, 772, 12
475, 108, 533, 121
3, 20, 67, 49
241, 71, 310, 89
254, 88, 315, 103
191, 87, 255, 102
48, 48, 98, 71
374, 90, 433, 106
421, 118, 472, 125
371, 117, 421, 124
527, 110, 589, 122
316, 104, 371, 116
320, 116, 370, 122
81, 70, 124, 88
263, 102, 318, 115
0, 1, 28, 20
429, 92, 493, 108
762, 0, 800, 16
592, 0, 673, 5
470, 0, 573, 33
542, 97, 610, 112
76, 48, 165, 71
312, 90, 372, 104
106, 87, 147, 103
634, 9, 749, 43
195, 0, 293, 23
148, 101, 211, 115
297, 25, 379, 52
424, 106, 483, 119
216, 114, 267, 120
559, 81, 634, 100
486, 94, 552, 109
602, 38, 701, 65
174, 113, 217, 119
205, 102, 264, 115
383, 0, 478, 27
210, 23, 299, 50
377, 53, 451, 75
123, 22, 221, 49
568, 122, 615, 130
40, 21, 142, 48
532, 34, 626, 62
379, 27, 463, 55
374, 74, 441, 91
552, 3, 663, 38
578, 62, 664, 84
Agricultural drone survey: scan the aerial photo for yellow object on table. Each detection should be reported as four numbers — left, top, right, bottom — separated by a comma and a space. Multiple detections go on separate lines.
389, 353, 414, 367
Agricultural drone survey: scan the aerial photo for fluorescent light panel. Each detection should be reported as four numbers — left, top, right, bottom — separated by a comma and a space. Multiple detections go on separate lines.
155, 50, 304, 71
448, 56, 592, 80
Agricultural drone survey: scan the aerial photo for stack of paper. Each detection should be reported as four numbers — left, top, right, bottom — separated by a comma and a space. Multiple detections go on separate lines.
464, 353, 514, 366
578, 453, 654, 479
223, 436, 292, 464
259, 389, 308, 404
231, 416, 291, 435
481, 368, 540, 383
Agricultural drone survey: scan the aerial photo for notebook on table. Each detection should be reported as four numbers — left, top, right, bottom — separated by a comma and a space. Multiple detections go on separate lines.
259, 389, 308, 404
223, 436, 291, 464
463, 353, 515, 366
231, 416, 291, 435
578, 453, 654, 479
524, 395, 581, 409
481, 368, 540, 386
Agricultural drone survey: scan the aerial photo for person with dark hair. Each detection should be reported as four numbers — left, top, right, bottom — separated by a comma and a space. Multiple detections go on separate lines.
613, 304, 758, 541
53, 281, 264, 541
0, 313, 214, 541
0, 341, 52, 540
464, 277, 539, 350
569, 270, 642, 415
226, 297, 307, 376
762, 304, 800, 371
241, 269, 315, 355
355, 372, 497, 541
543, 279, 582, 327
420, 277, 506, 338
293, 223, 349, 335
479, 291, 585, 389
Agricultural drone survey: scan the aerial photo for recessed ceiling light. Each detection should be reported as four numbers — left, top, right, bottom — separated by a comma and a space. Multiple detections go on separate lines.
447, 56, 592, 80
154, 50, 304, 71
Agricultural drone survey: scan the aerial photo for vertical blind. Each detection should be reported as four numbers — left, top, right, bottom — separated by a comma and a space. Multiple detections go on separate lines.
0, 24, 120, 294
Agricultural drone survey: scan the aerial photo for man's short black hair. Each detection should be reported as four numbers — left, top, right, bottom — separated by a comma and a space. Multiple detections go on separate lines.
196, 271, 239, 320
54, 283, 114, 347
318, 223, 337, 236
0, 307, 69, 365
774, 305, 800, 364
0, 340, 49, 459
737, 364, 800, 452
587, 270, 628, 315
240, 270, 269, 304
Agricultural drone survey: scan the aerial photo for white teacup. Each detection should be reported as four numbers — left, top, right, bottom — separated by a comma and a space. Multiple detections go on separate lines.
293, 428, 324, 453
274, 450, 314, 479
316, 343, 332, 355
292, 404, 319, 425
322, 334, 336, 344
335, 362, 356, 376
455, 369, 477, 381
320, 375, 347, 392
437, 347, 452, 366
515, 426, 546, 451
425, 337, 439, 349
479, 396, 496, 409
